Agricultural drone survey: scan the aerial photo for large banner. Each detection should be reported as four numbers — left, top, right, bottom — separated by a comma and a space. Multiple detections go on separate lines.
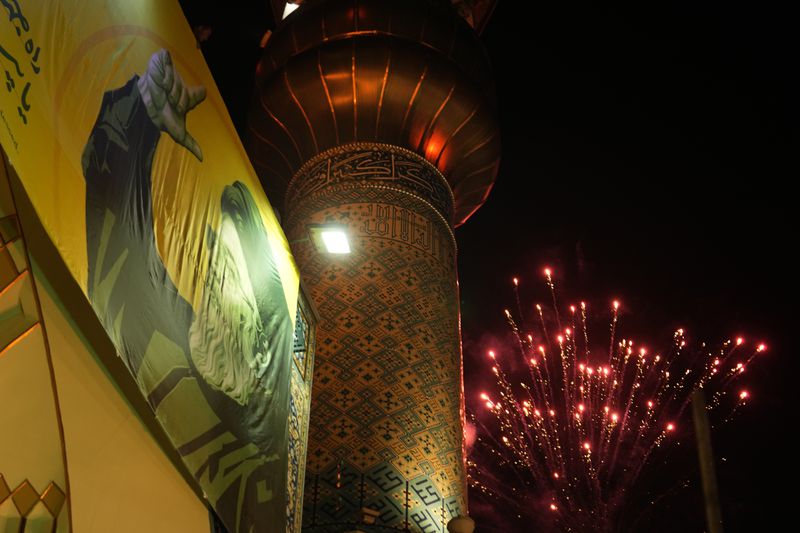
0, 2, 299, 531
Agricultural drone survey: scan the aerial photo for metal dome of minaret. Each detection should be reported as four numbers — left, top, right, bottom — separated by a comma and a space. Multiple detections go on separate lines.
248, 0, 500, 226
246, 1, 500, 530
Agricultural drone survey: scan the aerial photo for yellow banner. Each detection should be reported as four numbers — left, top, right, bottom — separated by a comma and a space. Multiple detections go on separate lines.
1, 2, 299, 531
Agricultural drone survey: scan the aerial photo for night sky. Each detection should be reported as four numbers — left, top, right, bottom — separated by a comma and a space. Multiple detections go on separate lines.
459, 2, 795, 531
186, 1, 796, 531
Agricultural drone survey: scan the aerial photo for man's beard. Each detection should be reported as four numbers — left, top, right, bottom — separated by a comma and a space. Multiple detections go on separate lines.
189, 254, 270, 406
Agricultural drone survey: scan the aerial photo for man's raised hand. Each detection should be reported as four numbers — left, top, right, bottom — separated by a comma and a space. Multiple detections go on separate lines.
137, 49, 206, 161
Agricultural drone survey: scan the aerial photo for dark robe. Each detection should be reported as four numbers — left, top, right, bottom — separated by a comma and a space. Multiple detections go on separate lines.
83, 76, 293, 533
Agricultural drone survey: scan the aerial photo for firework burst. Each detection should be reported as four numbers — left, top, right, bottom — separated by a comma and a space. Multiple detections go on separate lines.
468, 269, 765, 532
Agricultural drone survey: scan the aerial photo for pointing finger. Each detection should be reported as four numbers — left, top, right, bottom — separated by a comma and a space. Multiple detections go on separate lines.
183, 130, 203, 162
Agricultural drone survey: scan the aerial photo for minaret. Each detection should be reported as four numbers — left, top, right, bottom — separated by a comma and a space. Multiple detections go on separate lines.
247, 1, 499, 530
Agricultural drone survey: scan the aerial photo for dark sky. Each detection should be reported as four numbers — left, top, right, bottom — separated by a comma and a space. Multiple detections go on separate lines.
459, 1, 796, 531
186, 1, 797, 530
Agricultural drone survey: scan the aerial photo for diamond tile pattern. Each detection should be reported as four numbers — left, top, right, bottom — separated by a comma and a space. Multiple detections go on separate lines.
288, 146, 466, 531
0, 475, 66, 520
286, 296, 316, 532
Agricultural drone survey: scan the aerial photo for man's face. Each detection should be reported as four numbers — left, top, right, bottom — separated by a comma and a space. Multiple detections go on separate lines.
188, 214, 270, 405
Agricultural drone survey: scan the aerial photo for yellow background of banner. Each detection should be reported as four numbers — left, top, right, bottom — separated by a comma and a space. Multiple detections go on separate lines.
0, 0, 298, 317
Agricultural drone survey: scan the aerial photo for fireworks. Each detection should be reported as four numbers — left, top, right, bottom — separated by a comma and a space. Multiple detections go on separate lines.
469, 269, 765, 532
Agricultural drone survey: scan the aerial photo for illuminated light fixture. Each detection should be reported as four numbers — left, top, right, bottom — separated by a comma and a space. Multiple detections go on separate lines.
320, 229, 350, 254
306, 224, 351, 254
282, 1, 300, 19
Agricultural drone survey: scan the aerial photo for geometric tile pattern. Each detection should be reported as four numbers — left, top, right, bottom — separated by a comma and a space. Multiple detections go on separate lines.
0, 474, 66, 517
285, 143, 454, 225
1, 159, 69, 530
0, 213, 39, 354
287, 293, 316, 533
286, 145, 467, 531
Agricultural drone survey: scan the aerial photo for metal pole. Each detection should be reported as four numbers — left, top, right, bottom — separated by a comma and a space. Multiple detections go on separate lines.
691, 389, 724, 533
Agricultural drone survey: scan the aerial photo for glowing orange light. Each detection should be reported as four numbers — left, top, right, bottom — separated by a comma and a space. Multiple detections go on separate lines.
647, 401, 654, 408
583, 442, 591, 451
530, 358, 538, 366
740, 390, 749, 399
554, 473, 559, 479
613, 300, 620, 310
534, 409, 541, 417
557, 335, 564, 344
736, 337, 744, 346
550, 503, 558, 511
480, 393, 489, 401
666, 423, 675, 432
604, 406, 610, 413
757, 343, 767, 352
578, 404, 585, 412
611, 413, 619, 422
570, 305, 576, 314
544, 268, 552, 278
488, 350, 496, 359
549, 409, 555, 416
513, 277, 519, 286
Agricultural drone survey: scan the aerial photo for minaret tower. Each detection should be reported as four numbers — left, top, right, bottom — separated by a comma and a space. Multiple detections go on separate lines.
247, 1, 499, 530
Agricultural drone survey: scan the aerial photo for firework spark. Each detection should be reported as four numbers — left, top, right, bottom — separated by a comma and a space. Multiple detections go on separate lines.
469, 270, 765, 532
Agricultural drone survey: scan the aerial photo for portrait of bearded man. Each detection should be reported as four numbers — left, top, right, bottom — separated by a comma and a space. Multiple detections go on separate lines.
82, 49, 293, 532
